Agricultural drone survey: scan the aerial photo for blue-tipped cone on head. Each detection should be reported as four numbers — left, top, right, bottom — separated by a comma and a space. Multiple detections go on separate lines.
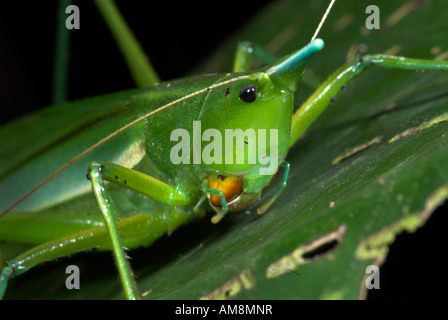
266, 38, 324, 91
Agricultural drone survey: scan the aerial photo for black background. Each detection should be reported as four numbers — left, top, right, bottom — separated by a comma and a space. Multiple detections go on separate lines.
1, 0, 276, 123
0, 0, 447, 300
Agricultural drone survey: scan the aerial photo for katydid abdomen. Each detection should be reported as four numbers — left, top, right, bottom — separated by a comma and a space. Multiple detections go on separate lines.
0, 74, 223, 212
0, 74, 227, 245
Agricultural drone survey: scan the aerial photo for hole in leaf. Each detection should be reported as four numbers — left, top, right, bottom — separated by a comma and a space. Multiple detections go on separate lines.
302, 238, 340, 260
266, 225, 346, 279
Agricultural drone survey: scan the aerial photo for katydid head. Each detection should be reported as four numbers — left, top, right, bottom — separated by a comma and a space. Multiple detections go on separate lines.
198, 39, 324, 220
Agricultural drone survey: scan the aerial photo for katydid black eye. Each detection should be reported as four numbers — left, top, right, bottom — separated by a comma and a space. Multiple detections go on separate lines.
239, 84, 256, 102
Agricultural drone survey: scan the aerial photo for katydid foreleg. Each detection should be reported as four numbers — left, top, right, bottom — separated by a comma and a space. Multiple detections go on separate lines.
88, 162, 140, 300
289, 54, 448, 146
233, 42, 276, 73
87, 161, 200, 299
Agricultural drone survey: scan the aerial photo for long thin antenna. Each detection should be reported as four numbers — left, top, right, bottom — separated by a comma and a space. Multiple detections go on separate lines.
311, 0, 337, 41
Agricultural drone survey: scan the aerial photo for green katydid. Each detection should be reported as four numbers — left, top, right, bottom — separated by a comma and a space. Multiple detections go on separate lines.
1, 0, 448, 300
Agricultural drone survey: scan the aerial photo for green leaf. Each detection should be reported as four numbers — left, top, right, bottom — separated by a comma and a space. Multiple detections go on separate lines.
4, 0, 448, 299
136, 0, 448, 300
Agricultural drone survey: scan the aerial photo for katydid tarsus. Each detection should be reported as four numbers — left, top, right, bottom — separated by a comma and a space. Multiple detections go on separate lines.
1, 0, 448, 299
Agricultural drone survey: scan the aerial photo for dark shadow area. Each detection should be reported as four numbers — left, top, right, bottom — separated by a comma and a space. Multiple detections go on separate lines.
368, 201, 448, 300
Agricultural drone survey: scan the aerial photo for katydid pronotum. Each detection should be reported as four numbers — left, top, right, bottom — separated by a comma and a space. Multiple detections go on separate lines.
1, 0, 447, 299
